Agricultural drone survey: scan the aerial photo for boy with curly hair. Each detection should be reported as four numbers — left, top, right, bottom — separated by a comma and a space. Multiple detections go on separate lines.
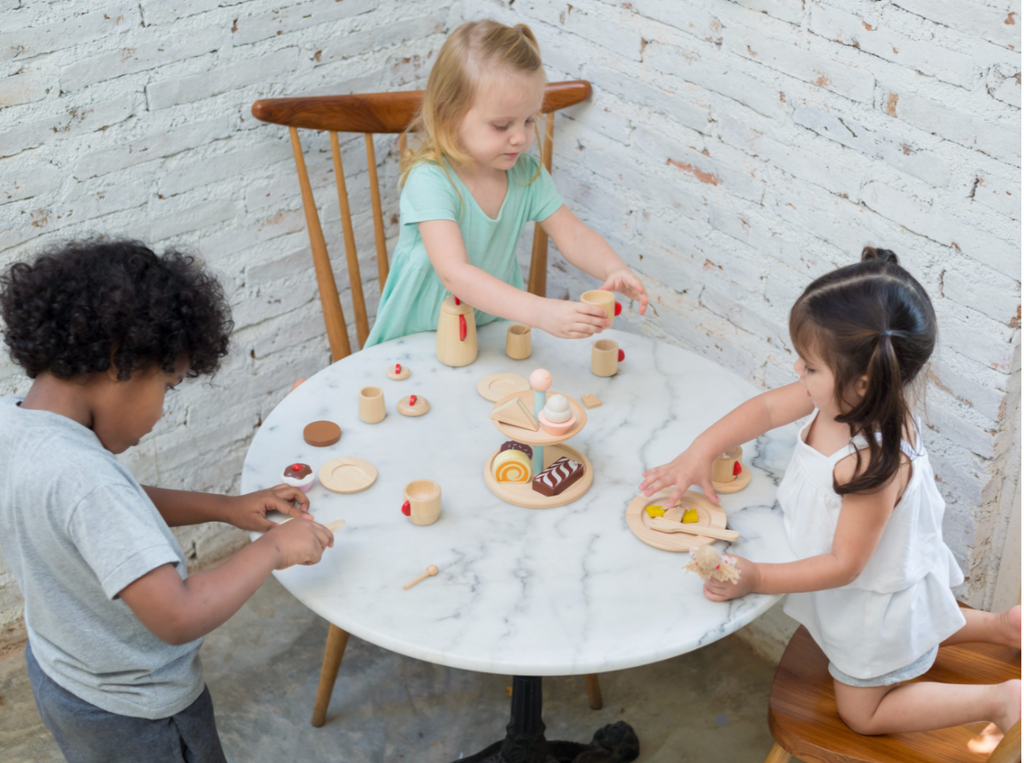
0, 239, 336, 763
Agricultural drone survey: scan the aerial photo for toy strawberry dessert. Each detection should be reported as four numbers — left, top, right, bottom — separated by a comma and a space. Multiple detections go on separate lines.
282, 463, 315, 492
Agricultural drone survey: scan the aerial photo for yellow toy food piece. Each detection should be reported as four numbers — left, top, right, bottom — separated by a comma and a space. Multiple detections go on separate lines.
645, 505, 665, 518
682, 509, 699, 523
493, 449, 532, 483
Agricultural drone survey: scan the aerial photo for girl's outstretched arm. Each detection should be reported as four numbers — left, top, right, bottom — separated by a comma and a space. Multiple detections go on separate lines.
704, 453, 906, 601
640, 381, 813, 506
539, 205, 649, 315
419, 219, 610, 339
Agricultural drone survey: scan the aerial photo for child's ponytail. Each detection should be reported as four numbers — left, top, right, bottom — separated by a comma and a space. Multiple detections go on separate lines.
790, 247, 937, 495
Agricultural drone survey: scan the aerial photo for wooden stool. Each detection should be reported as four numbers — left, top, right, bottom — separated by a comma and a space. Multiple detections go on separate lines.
764, 625, 1021, 763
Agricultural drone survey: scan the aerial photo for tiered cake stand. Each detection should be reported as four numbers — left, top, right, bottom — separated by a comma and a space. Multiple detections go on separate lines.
483, 389, 593, 509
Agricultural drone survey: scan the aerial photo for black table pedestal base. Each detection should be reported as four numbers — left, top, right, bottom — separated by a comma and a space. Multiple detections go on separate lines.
453, 676, 639, 763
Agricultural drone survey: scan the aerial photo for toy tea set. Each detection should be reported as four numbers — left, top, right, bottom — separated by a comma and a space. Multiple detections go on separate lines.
277, 290, 752, 590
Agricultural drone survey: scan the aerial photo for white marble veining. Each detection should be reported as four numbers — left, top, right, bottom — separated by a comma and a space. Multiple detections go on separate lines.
242, 323, 799, 676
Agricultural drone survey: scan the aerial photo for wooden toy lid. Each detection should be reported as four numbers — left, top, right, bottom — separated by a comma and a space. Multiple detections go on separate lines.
303, 420, 341, 447
441, 295, 473, 316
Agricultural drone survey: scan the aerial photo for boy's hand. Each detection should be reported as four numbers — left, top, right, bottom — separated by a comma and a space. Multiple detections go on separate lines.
599, 269, 649, 316
538, 298, 610, 339
639, 447, 720, 508
228, 486, 312, 532
703, 556, 760, 601
265, 518, 334, 569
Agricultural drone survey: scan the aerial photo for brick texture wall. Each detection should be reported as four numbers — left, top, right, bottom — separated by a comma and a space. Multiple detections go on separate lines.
0, 0, 1019, 653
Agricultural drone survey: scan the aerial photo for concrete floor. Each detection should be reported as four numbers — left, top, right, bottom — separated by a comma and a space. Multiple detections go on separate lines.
0, 576, 780, 762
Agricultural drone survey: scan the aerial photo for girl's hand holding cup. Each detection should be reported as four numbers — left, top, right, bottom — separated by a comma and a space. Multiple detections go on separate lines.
539, 298, 609, 339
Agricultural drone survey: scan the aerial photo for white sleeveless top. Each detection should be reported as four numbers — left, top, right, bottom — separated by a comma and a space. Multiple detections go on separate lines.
778, 410, 965, 680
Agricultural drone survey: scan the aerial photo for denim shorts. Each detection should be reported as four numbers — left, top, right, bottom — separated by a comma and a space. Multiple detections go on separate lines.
829, 646, 939, 688
25, 641, 227, 763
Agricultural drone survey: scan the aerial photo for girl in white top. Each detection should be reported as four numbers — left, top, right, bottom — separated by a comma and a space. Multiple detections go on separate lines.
640, 247, 1021, 738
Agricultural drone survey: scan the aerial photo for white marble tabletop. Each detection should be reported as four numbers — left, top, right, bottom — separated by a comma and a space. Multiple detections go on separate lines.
242, 322, 799, 677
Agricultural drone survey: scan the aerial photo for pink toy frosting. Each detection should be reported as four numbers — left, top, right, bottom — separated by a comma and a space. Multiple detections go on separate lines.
529, 368, 552, 391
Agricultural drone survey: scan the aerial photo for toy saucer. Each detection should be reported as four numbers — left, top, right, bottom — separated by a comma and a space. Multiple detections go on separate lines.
712, 462, 751, 494
626, 489, 727, 552
319, 457, 378, 494
398, 395, 429, 416
477, 372, 530, 403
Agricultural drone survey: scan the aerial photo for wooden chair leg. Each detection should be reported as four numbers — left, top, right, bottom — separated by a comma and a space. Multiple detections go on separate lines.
584, 673, 603, 710
762, 743, 792, 763
310, 624, 350, 727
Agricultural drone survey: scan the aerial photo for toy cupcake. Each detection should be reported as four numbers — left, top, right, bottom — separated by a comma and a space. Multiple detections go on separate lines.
537, 394, 576, 436
282, 463, 315, 492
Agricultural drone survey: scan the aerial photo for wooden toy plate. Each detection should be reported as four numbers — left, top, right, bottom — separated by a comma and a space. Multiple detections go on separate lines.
626, 489, 728, 552
319, 457, 378, 494
477, 372, 531, 402
712, 462, 751, 494
490, 390, 586, 446
484, 443, 593, 509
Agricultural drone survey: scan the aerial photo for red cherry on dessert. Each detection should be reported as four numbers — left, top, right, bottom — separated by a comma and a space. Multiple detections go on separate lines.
614, 301, 622, 316
291, 464, 302, 472
733, 460, 742, 476
618, 349, 625, 362
401, 501, 411, 516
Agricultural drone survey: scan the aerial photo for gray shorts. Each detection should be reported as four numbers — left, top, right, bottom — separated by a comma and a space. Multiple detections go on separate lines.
829, 646, 939, 688
26, 641, 227, 763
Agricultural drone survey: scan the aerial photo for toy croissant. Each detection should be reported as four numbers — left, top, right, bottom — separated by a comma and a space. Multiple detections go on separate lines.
685, 545, 741, 584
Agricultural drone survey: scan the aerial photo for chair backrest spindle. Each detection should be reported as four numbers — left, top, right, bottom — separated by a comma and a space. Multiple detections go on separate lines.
329, 131, 369, 349
289, 126, 351, 361
363, 133, 390, 288
527, 111, 557, 298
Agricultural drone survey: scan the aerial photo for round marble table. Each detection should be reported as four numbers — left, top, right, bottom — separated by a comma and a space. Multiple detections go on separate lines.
242, 322, 799, 762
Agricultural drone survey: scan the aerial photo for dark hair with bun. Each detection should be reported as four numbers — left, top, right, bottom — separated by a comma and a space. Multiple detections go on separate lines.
0, 238, 233, 381
789, 246, 936, 494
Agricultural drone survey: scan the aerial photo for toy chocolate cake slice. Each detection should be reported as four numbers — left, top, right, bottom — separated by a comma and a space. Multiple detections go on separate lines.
500, 440, 533, 459
532, 456, 584, 496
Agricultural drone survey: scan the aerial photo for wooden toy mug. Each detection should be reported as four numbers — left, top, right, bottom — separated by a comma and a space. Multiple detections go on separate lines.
581, 290, 616, 327
358, 386, 386, 424
402, 480, 441, 526
591, 339, 625, 377
711, 446, 743, 484
505, 324, 532, 360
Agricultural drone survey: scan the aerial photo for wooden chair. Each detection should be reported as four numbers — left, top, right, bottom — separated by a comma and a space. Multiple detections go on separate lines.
764, 623, 1021, 763
251, 81, 605, 728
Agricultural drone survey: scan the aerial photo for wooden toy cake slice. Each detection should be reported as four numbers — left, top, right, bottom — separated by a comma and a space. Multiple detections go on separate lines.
532, 456, 584, 497
488, 396, 539, 431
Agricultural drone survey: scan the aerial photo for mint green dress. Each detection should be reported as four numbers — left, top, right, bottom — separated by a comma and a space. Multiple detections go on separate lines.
364, 154, 564, 347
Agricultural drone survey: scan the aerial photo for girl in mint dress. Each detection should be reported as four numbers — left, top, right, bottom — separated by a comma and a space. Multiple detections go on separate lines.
365, 20, 647, 347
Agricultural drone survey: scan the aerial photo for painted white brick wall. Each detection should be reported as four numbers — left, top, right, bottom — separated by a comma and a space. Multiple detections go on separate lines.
0, 0, 1019, 656
0, 0, 459, 648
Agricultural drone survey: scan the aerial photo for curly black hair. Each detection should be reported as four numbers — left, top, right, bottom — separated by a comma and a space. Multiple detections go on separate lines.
0, 238, 233, 380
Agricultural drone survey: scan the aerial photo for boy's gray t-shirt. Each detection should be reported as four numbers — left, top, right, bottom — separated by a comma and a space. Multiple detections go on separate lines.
0, 396, 203, 719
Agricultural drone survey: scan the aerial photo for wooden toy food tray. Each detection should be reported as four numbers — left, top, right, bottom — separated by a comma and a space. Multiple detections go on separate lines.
626, 489, 728, 552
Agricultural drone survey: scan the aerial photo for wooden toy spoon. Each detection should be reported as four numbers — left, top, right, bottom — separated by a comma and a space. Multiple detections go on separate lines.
649, 517, 739, 541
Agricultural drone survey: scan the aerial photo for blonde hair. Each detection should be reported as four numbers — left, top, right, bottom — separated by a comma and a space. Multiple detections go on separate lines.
400, 20, 546, 193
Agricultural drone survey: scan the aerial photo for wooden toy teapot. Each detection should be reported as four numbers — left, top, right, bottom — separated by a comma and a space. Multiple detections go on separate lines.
436, 295, 478, 367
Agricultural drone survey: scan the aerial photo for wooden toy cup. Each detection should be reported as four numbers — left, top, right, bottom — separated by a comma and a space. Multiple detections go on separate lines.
581, 290, 616, 326
505, 324, 532, 360
591, 339, 624, 377
711, 446, 743, 484
358, 386, 386, 424
402, 480, 441, 526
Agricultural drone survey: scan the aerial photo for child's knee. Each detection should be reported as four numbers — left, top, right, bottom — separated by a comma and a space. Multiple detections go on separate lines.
835, 686, 884, 736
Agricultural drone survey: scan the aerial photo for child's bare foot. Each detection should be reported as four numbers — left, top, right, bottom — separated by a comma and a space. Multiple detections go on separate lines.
992, 679, 1022, 734
998, 605, 1021, 650
968, 723, 1004, 755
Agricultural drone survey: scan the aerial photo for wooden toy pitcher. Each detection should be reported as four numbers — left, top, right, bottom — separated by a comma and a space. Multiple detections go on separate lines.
436, 295, 478, 367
